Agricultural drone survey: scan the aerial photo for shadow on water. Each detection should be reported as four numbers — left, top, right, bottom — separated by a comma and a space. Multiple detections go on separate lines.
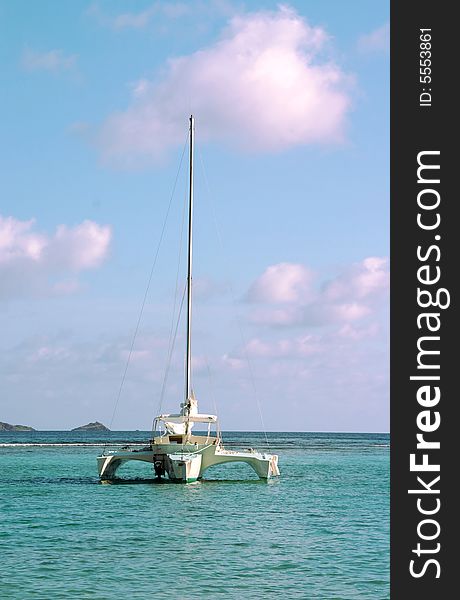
100, 477, 271, 485
1, 477, 100, 485
1, 476, 190, 486
1, 475, 275, 486
101, 478, 169, 485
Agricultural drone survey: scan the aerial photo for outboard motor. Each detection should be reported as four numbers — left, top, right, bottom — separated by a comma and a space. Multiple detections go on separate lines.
154, 458, 165, 478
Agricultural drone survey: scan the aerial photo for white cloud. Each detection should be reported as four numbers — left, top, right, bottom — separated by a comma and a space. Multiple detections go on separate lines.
22, 48, 77, 72
50, 220, 112, 270
247, 262, 314, 303
333, 302, 371, 322
0, 216, 46, 262
216, 256, 388, 425
247, 257, 389, 328
221, 317, 388, 423
97, 6, 352, 166
322, 256, 389, 302
0, 215, 111, 300
357, 23, 390, 55
1, 292, 388, 431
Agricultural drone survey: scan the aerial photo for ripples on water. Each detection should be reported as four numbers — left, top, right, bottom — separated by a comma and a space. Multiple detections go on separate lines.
0, 431, 389, 599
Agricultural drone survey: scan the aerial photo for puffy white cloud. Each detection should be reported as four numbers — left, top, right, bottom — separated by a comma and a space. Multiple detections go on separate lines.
0, 215, 111, 300
0, 216, 46, 262
322, 256, 389, 302
333, 302, 372, 322
247, 257, 388, 328
247, 262, 314, 303
97, 6, 352, 166
50, 221, 112, 270
221, 315, 387, 424
22, 48, 77, 72
230, 256, 388, 427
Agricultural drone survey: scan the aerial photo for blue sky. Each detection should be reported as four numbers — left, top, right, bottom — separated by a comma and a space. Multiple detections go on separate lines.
0, 1, 389, 431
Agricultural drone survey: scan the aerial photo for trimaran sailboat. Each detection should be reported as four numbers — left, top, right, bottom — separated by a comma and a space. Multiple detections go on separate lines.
97, 116, 280, 483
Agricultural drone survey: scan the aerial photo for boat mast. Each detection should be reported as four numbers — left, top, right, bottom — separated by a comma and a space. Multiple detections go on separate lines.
185, 115, 194, 406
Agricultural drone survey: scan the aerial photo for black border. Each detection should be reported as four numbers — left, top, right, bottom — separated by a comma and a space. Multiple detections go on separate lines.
391, 2, 455, 596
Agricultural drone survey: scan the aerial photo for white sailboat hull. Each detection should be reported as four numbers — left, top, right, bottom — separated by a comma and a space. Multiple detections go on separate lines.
97, 436, 279, 483
165, 453, 202, 482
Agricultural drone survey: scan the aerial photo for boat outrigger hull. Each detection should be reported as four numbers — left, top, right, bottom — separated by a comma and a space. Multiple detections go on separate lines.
97, 435, 280, 483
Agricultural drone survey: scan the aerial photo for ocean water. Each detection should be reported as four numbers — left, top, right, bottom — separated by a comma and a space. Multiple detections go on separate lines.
0, 431, 389, 599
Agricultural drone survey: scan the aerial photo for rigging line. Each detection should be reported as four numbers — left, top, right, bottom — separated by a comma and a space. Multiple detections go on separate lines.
158, 169, 188, 416
205, 359, 222, 444
103, 136, 188, 451
198, 150, 271, 451
237, 329, 271, 450
152, 282, 187, 432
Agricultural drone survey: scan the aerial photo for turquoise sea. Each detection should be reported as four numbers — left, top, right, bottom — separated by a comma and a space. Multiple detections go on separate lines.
0, 431, 389, 599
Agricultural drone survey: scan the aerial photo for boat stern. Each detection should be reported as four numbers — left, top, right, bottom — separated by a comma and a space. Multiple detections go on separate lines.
165, 453, 202, 483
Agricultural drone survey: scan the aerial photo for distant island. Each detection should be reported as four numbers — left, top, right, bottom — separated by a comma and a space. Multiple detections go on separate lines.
0, 421, 35, 432
71, 421, 110, 432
